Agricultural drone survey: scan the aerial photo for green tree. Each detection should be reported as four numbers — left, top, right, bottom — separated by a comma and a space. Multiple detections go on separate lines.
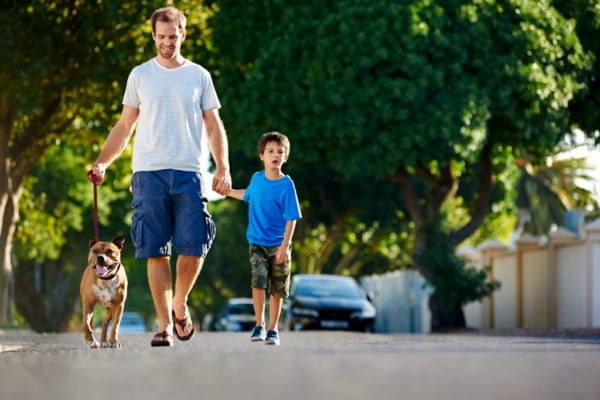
0, 0, 218, 328
0, 0, 145, 324
212, 0, 592, 330
515, 149, 599, 236
552, 0, 600, 136
13, 140, 135, 331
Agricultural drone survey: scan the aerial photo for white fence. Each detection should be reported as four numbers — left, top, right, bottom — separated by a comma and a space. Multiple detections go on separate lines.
361, 270, 431, 333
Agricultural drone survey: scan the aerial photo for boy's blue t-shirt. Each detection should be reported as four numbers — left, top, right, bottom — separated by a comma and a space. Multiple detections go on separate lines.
243, 171, 302, 246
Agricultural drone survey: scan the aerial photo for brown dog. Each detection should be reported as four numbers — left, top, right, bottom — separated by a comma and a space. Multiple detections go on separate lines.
80, 236, 128, 348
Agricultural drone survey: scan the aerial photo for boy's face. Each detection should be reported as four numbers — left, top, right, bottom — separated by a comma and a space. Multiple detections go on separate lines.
260, 141, 288, 171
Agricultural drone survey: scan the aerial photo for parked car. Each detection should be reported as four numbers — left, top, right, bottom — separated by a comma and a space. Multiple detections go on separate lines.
284, 274, 376, 332
214, 298, 257, 332
100, 311, 147, 334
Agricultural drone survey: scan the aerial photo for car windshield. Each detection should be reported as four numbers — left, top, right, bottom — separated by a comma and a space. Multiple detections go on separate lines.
295, 278, 364, 299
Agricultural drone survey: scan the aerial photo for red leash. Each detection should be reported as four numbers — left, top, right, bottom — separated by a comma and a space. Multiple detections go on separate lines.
87, 170, 100, 239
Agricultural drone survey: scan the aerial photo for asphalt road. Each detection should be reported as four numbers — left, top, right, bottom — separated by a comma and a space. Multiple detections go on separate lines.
1, 329, 599, 400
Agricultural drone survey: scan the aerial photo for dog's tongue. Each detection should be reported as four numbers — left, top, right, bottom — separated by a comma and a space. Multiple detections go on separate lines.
96, 265, 108, 276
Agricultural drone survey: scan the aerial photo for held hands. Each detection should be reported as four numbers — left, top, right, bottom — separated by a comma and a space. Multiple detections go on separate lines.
212, 168, 232, 196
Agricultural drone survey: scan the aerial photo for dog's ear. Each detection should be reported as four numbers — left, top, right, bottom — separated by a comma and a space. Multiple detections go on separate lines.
88, 237, 98, 248
112, 235, 126, 249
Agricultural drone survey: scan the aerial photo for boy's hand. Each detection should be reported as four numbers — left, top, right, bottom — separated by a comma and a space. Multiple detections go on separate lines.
275, 246, 289, 264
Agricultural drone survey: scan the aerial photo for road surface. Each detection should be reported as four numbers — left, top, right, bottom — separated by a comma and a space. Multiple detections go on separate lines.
1, 329, 599, 400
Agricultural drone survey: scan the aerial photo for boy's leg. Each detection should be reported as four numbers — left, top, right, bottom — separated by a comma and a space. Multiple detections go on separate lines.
252, 287, 267, 327
267, 295, 283, 331
267, 245, 291, 332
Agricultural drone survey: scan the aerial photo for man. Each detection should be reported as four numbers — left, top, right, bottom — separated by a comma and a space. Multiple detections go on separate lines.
89, 6, 231, 347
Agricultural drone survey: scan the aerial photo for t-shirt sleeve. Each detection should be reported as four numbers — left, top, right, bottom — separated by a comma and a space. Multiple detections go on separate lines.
283, 179, 302, 221
122, 68, 140, 108
200, 70, 221, 111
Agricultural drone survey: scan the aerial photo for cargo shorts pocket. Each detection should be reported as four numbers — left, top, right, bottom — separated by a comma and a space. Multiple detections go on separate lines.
131, 198, 145, 249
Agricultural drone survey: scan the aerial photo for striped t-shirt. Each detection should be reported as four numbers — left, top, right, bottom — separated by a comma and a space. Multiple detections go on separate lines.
123, 58, 221, 173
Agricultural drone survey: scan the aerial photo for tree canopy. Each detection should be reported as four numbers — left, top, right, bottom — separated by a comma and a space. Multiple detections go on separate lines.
2, 0, 600, 331
0, 0, 218, 328
211, 0, 594, 329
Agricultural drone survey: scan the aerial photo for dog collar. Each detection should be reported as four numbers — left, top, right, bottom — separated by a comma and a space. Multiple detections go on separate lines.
97, 262, 123, 281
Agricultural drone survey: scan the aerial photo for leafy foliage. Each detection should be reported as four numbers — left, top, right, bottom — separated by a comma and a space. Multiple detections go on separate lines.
5, 0, 600, 332
3, 0, 220, 330
211, 0, 593, 329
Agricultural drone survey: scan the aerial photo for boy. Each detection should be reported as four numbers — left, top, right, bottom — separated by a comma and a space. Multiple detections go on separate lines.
227, 132, 302, 345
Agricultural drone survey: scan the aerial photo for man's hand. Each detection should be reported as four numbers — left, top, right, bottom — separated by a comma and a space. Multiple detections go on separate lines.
87, 163, 106, 185
212, 167, 232, 195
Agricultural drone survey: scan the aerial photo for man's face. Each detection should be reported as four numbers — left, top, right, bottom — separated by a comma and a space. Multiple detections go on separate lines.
153, 20, 185, 60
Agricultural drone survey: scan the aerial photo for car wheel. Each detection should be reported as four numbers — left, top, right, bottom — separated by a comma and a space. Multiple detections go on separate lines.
291, 322, 303, 332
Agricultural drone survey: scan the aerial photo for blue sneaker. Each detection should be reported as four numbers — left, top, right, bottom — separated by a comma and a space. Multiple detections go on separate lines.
250, 325, 266, 342
265, 330, 280, 346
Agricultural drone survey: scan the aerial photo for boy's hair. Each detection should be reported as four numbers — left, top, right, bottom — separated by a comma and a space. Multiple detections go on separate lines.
258, 131, 291, 157
151, 6, 187, 34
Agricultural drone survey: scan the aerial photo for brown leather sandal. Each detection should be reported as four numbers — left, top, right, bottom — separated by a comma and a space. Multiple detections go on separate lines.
172, 310, 195, 341
150, 330, 173, 347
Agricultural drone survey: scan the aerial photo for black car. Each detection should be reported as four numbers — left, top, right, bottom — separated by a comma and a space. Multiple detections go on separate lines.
214, 298, 257, 332
284, 274, 376, 332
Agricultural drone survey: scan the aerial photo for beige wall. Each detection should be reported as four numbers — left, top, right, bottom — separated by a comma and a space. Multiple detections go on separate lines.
522, 249, 548, 329
465, 221, 600, 330
556, 244, 587, 328
365, 220, 600, 332
593, 242, 600, 326
493, 254, 517, 329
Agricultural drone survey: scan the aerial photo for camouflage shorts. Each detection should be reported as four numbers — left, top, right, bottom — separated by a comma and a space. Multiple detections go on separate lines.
249, 244, 291, 298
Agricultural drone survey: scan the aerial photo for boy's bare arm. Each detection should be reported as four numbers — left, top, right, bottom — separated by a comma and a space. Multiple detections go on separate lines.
276, 219, 298, 264
227, 188, 246, 201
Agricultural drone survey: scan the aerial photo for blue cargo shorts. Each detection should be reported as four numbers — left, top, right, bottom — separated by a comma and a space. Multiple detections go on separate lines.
130, 169, 216, 259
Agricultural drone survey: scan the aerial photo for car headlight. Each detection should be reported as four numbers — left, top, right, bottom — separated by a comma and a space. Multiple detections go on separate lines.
351, 304, 376, 319
291, 307, 319, 318
226, 321, 243, 331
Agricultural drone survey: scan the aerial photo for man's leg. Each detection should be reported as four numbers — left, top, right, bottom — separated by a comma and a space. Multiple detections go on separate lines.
172, 255, 204, 338
147, 256, 173, 334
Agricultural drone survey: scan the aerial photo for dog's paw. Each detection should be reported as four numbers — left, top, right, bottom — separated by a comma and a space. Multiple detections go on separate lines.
86, 340, 101, 349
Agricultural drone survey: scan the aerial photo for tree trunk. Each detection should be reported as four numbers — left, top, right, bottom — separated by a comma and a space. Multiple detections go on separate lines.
429, 293, 466, 332
14, 257, 80, 333
0, 189, 21, 325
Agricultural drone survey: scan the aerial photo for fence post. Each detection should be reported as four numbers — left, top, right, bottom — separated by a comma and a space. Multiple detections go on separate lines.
514, 233, 540, 328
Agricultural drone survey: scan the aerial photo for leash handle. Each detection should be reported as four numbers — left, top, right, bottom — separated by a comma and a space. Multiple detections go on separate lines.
87, 170, 100, 239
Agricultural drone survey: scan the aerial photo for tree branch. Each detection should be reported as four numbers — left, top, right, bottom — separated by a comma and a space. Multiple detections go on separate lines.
451, 141, 496, 245
389, 166, 424, 227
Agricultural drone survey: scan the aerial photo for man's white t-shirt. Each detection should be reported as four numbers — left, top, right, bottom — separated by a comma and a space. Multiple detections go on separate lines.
123, 58, 221, 173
